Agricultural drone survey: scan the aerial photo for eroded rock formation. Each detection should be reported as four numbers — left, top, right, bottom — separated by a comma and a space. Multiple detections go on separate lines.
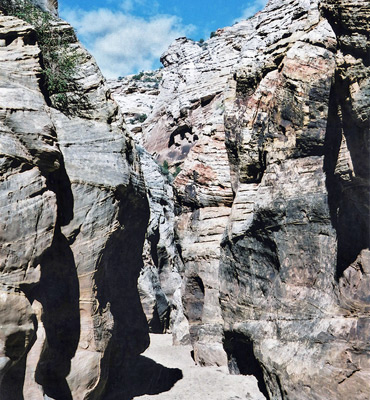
0, 5, 150, 400
111, 0, 370, 398
1, 0, 369, 398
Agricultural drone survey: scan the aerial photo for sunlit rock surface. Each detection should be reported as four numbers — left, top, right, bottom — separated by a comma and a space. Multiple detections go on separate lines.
0, 7, 150, 400
112, 0, 370, 398
0, 0, 369, 398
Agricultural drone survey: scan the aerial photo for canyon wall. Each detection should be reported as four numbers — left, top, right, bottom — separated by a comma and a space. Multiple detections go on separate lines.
0, 4, 150, 399
0, 0, 369, 399
112, 0, 370, 398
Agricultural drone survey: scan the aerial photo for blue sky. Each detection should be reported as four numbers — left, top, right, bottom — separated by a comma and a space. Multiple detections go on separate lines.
59, 0, 267, 78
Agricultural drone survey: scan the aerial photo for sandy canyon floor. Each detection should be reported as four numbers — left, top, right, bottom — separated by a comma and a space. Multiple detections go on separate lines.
133, 334, 265, 400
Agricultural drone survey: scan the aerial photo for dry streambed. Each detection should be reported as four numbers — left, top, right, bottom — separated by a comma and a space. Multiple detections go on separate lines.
133, 334, 265, 400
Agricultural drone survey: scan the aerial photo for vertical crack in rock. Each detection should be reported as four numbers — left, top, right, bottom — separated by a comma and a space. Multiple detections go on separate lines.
148, 226, 160, 271
183, 275, 205, 325
43, 159, 74, 227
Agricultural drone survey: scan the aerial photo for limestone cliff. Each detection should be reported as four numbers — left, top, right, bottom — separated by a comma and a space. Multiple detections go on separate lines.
0, 3, 150, 399
111, 0, 370, 398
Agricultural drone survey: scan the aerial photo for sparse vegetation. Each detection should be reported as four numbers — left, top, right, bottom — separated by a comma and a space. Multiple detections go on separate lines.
210, 31, 216, 38
173, 166, 181, 177
0, 0, 81, 109
130, 113, 148, 124
132, 71, 144, 80
143, 76, 160, 83
159, 160, 181, 180
161, 160, 170, 176
138, 113, 147, 123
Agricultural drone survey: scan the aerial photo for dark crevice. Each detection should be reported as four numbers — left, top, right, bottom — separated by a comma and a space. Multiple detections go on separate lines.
183, 276, 205, 324
148, 227, 160, 270
275, 373, 287, 398
168, 125, 193, 148
223, 332, 270, 399
324, 74, 370, 279
243, 149, 267, 184
37, 55, 53, 108
224, 118, 241, 195
200, 94, 215, 107
292, 76, 335, 158
148, 304, 166, 334
246, 210, 281, 272
146, 269, 171, 334
44, 158, 74, 227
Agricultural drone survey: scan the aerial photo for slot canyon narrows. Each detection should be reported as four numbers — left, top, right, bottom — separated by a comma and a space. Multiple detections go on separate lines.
0, 0, 369, 399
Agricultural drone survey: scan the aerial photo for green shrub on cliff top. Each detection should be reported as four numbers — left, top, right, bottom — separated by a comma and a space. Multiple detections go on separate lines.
0, 0, 79, 109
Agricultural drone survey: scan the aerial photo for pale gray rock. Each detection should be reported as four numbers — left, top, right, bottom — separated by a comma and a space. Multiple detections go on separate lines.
112, 0, 369, 398
32, 0, 58, 15
139, 148, 189, 344
109, 70, 190, 343
1, 0, 367, 398
0, 9, 150, 400
108, 70, 162, 138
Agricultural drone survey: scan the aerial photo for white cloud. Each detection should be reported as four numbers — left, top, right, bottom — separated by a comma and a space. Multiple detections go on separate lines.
119, 0, 160, 14
120, 0, 134, 13
61, 8, 195, 78
237, 0, 268, 22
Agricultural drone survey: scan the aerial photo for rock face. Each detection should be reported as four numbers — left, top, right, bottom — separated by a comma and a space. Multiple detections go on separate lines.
111, 0, 370, 398
0, 5, 150, 400
33, 0, 58, 15
138, 149, 189, 343
109, 74, 191, 345
1, 0, 369, 399
219, 1, 369, 398
108, 70, 162, 138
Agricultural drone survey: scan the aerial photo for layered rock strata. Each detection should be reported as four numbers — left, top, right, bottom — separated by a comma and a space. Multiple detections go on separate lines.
108, 74, 192, 345
1, 0, 368, 398
0, 7, 149, 400
219, 0, 369, 398
112, 0, 370, 397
